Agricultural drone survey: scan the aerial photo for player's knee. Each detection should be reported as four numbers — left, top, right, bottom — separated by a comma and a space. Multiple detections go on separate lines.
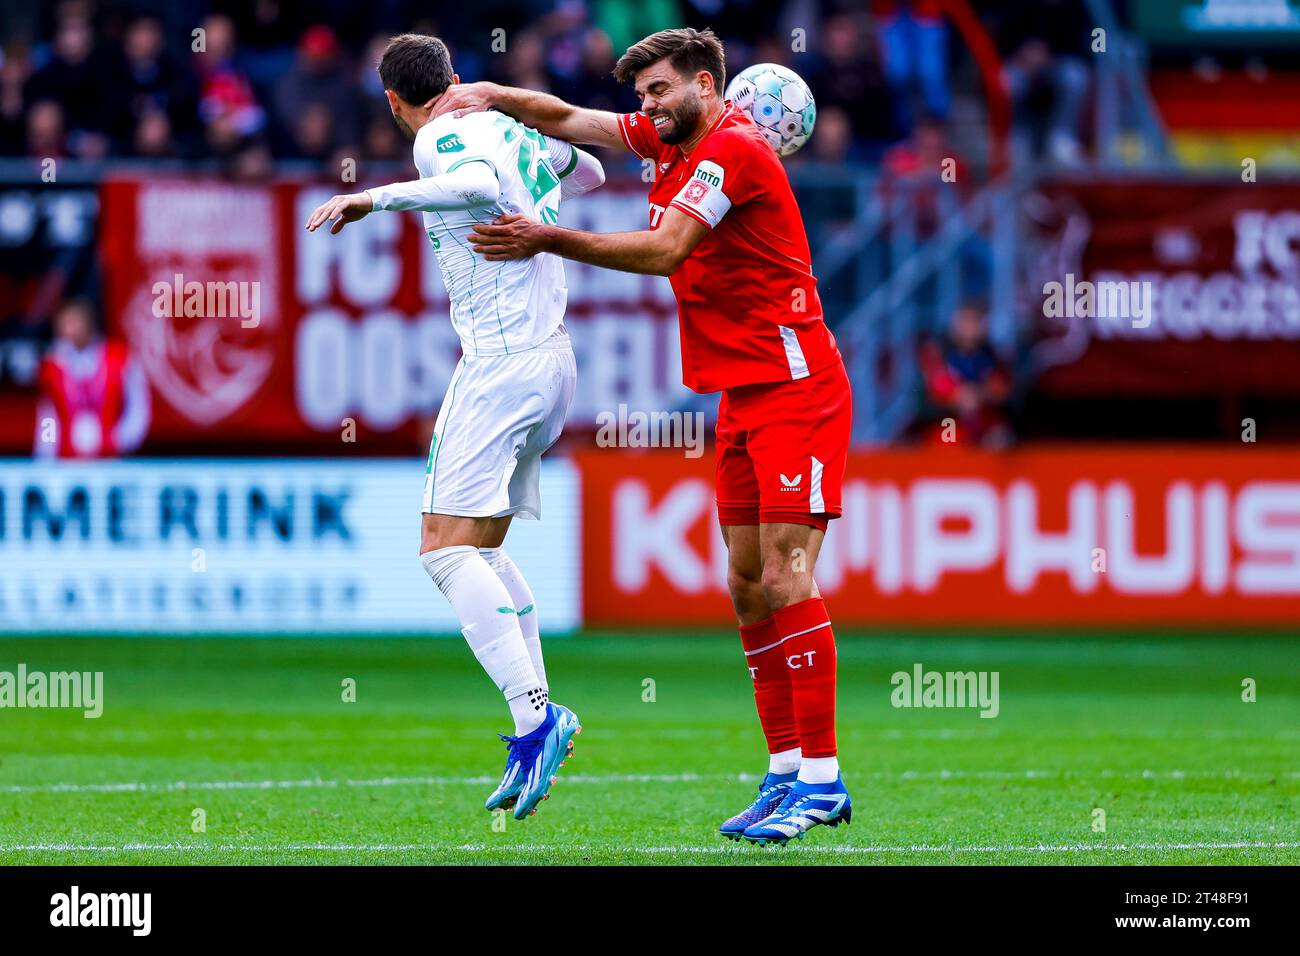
726, 565, 765, 617
760, 557, 815, 612
759, 564, 794, 612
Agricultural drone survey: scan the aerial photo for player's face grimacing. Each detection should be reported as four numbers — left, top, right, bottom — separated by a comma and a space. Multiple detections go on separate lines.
634, 60, 707, 146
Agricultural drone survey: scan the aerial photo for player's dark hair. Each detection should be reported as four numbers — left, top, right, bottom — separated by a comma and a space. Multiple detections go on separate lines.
613, 27, 726, 94
378, 33, 454, 106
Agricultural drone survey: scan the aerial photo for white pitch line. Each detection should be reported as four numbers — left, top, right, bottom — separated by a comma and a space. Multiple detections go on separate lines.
3, 841, 1298, 855
4, 767, 1295, 795
0, 773, 725, 795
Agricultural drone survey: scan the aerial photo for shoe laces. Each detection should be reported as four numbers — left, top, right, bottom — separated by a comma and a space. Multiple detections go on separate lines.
774, 789, 808, 817
497, 732, 543, 770
756, 779, 790, 804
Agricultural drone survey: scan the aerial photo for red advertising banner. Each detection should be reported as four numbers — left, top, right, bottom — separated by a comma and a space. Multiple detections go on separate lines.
1027, 180, 1300, 397
579, 447, 1300, 627
97, 175, 686, 453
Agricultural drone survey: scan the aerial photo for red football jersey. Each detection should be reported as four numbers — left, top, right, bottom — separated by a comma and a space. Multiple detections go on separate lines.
617, 102, 840, 393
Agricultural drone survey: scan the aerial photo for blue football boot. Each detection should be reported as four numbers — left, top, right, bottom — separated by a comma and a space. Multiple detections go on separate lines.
496, 702, 581, 820
719, 771, 797, 841
742, 774, 852, 845
485, 703, 581, 816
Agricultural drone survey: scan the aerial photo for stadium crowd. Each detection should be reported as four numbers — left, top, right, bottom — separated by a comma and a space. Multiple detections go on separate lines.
0, 0, 1128, 456
0, 0, 1098, 174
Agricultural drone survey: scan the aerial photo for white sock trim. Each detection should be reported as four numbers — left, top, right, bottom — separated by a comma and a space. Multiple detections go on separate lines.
797, 756, 840, 785
742, 621, 831, 657
769, 747, 802, 775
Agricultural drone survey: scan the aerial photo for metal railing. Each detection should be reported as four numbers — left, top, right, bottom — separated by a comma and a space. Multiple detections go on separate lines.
804, 170, 1018, 446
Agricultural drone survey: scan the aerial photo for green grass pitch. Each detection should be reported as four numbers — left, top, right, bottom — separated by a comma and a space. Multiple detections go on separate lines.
1, 631, 1297, 865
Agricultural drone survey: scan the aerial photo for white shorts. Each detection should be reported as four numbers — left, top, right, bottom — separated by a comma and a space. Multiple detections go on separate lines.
421, 331, 576, 520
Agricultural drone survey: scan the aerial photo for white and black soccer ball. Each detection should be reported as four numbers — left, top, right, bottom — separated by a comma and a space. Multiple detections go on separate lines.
725, 63, 816, 157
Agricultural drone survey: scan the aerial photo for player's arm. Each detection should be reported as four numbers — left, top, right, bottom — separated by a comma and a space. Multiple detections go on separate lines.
433, 81, 626, 152
543, 136, 606, 199
468, 207, 708, 277
304, 161, 500, 234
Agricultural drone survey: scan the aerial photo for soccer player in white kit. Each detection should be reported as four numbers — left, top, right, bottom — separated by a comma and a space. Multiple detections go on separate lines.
306, 34, 605, 820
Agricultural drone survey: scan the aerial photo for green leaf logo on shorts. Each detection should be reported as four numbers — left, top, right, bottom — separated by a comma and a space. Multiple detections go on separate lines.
436, 134, 465, 153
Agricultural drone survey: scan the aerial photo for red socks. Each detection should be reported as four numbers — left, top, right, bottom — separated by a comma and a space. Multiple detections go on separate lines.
739, 616, 800, 755
772, 597, 838, 759
739, 597, 839, 760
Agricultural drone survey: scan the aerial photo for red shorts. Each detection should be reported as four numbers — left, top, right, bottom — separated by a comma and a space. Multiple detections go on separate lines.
715, 359, 852, 530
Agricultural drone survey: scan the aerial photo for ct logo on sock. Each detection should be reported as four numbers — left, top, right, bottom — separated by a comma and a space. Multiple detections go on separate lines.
786, 651, 816, 669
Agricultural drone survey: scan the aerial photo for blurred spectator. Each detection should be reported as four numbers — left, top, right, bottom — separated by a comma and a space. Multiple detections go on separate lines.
807, 103, 854, 164
358, 32, 393, 106
882, 117, 993, 296
1, 1, 927, 167
273, 24, 360, 159
133, 108, 177, 158
536, 5, 592, 89
25, 11, 122, 158
193, 14, 267, 157
873, 0, 949, 138
881, 115, 968, 198
919, 302, 1012, 448
212, 0, 308, 94
34, 298, 150, 459
122, 15, 200, 158
362, 109, 405, 162
985, 0, 1092, 165
805, 12, 896, 151
228, 140, 275, 182
561, 28, 629, 114
0, 42, 34, 155
25, 99, 65, 158
488, 28, 553, 92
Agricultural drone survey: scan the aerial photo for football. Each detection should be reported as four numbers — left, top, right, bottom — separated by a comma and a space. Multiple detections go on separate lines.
724, 62, 816, 156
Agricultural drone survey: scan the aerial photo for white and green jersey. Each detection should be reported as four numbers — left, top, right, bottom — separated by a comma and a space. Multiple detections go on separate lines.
412, 110, 576, 357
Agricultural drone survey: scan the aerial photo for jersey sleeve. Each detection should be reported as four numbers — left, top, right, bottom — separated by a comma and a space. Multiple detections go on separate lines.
668, 131, 767, 230
543, 135, 605, 199
541, 135, 579, 179
616, 111, 661, 161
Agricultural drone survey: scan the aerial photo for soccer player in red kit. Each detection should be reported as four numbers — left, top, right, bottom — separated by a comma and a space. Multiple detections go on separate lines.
438, 27, 853, 845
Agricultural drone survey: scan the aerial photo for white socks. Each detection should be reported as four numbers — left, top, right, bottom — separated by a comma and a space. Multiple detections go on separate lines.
798, 756, 840, 785
479, 546, 546, 691
772, 749, 842, 785
771, 748, 842, 785
420, 545, 547, 735
769, 747, 801, 776
772, 749, 841, 785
